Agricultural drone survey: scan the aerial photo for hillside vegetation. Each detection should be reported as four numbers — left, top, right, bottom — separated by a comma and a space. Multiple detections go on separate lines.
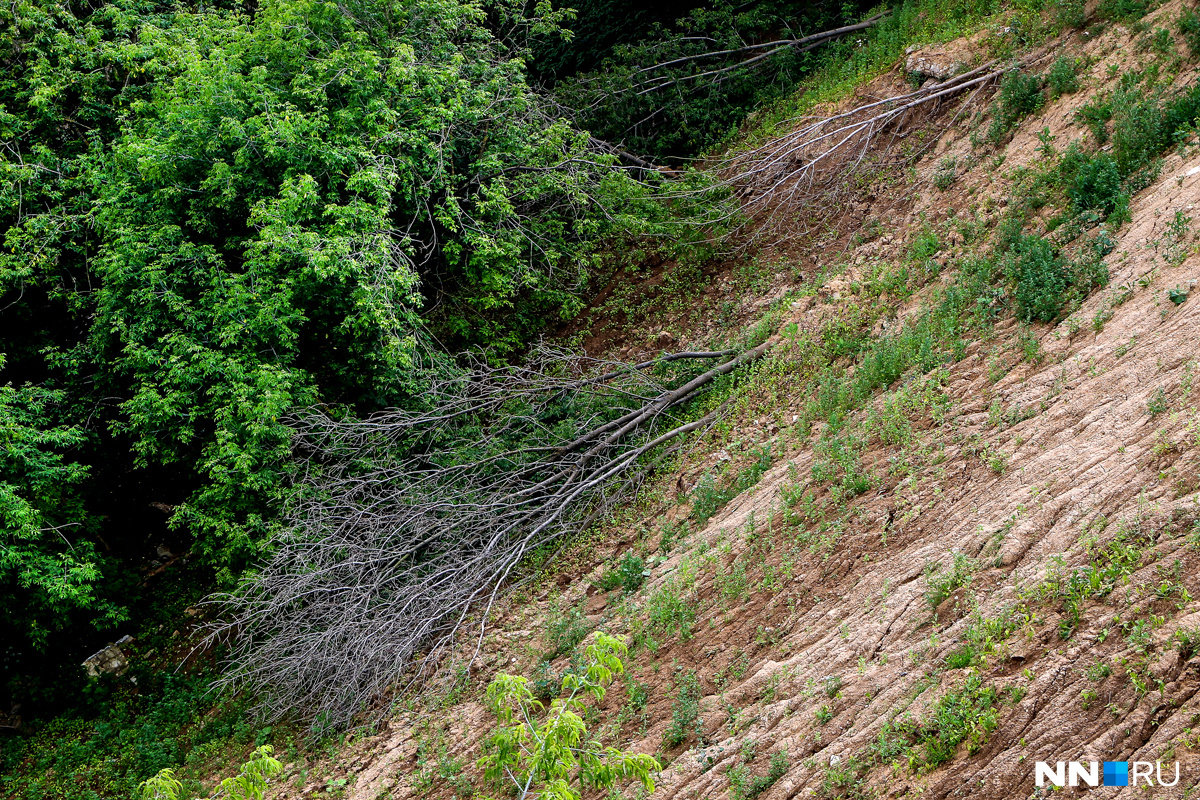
5, 0, 1200, 798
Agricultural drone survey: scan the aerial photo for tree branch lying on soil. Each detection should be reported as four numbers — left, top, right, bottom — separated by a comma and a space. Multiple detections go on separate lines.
210, 340, 775, 730
717, 60, 1009, 238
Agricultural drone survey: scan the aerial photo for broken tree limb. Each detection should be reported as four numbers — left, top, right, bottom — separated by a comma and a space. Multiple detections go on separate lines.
208, 339, 777, 730
633, 12, 892, 96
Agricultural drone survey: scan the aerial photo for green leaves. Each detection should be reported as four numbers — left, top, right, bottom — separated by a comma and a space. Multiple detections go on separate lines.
0, 0, 655, 656
137, 745, 282, 800
479, 634, 658, 799
0, 365, 119, 647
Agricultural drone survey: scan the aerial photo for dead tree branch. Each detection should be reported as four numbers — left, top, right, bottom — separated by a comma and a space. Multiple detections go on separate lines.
209, 340, 775, 730
633, 12, 891, 96
711, 60, 1008, 242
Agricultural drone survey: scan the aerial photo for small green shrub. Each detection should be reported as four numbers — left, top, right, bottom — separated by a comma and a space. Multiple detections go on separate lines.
1173, 626, 1200, 658
544, 602, 591, 658
479, 635, 659, 800
1099, 0, 1148, 22
909, 675, 1000, 768
642, 576, 696, 642
944, 645, 979, 670
1006, 236, 1070, 323
691, 446, 773, 525
530, 660, 561, 703
596, 552, 646, 593
729, 749, 789, 800
1046, 56, 1080, 99
1066, 152, 1124, 215
663, 670, 702, 747
1075, 96, 1113, 144
1050, 0, 1086, 30
934, 158, 957, 190
1111, 82, 1200, 179
138, 745, 282, 800
926, 551, 975, 608
988, 70, 1043, 142
1180, 8, 1200, 54
1148, 387, 1169, 416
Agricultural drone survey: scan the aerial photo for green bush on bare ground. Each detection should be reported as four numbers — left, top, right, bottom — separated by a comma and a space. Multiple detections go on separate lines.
138, 746, 282, 800
477, 635, 659, 800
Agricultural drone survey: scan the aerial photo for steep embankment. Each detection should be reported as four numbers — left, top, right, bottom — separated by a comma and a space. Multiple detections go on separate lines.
270, 5, 1200, 799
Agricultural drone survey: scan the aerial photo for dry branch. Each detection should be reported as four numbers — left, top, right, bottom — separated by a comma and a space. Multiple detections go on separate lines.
633, 12, 891, 96
210, 340, 775, 730
714, 60, 1009, 241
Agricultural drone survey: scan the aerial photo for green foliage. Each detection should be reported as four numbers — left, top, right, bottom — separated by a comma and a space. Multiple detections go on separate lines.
1004, 236, 1070, 323
925, 551, 975, 608
663, 669, 702, 748
1173, 626, 1200, 658
544, 602, 592, 659
596, 552, 646, 593
0, 360, 120, 648
1065, 152, 1125, 216
1049, 0, 1086, 30
691, 446, 772, 524
728, 749, 789, 800
988, 69, 1042, 143
934, 157, 958, 190
138, 745, 283, 800
944, 645, 979, 669
1023, 521, 1147, 638
1098, 0, 1148, 22
1045, 56, 1081, 100
0, 0, 658, 684
1075, 96, 1114, 144
1148, 387, 1169, 416
478, 634, 659, 800
811, 429, 873, 498
0, 664, 264, 800
550, 2, 871, 159
907, 674, 1000, 769
1179, 7, 1200, 54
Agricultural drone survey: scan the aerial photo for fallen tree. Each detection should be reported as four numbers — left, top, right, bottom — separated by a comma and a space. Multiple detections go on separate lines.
211, 339, 775, 730
716, 60, 1009, 239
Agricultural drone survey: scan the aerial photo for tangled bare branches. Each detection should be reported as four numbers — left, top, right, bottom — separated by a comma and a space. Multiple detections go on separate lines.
632, 13, 892, 96
211, 340, 774, 730
717, 61, 1007, 239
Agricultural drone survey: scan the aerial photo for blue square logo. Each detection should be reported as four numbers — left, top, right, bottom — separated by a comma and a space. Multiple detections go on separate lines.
1103, 761, 1129, 786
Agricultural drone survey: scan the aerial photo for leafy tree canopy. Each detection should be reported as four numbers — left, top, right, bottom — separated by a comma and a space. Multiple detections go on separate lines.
0, 0, 654, 694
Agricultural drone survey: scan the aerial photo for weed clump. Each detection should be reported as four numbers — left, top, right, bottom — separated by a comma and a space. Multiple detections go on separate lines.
663, 670, 702, 747
1005, 236, 1070, 323
925, 551, 975, 607
596, 552, 646, 593
1098, 0, 1148, 22
1045, 56, 1080, 100
988, 70, 1043, 143
543, 602, 590, 658
1180, 7, 1200, 54
908, 674, 1001, 768
1065, 151, 1124, 216
728, 749, 789, 800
